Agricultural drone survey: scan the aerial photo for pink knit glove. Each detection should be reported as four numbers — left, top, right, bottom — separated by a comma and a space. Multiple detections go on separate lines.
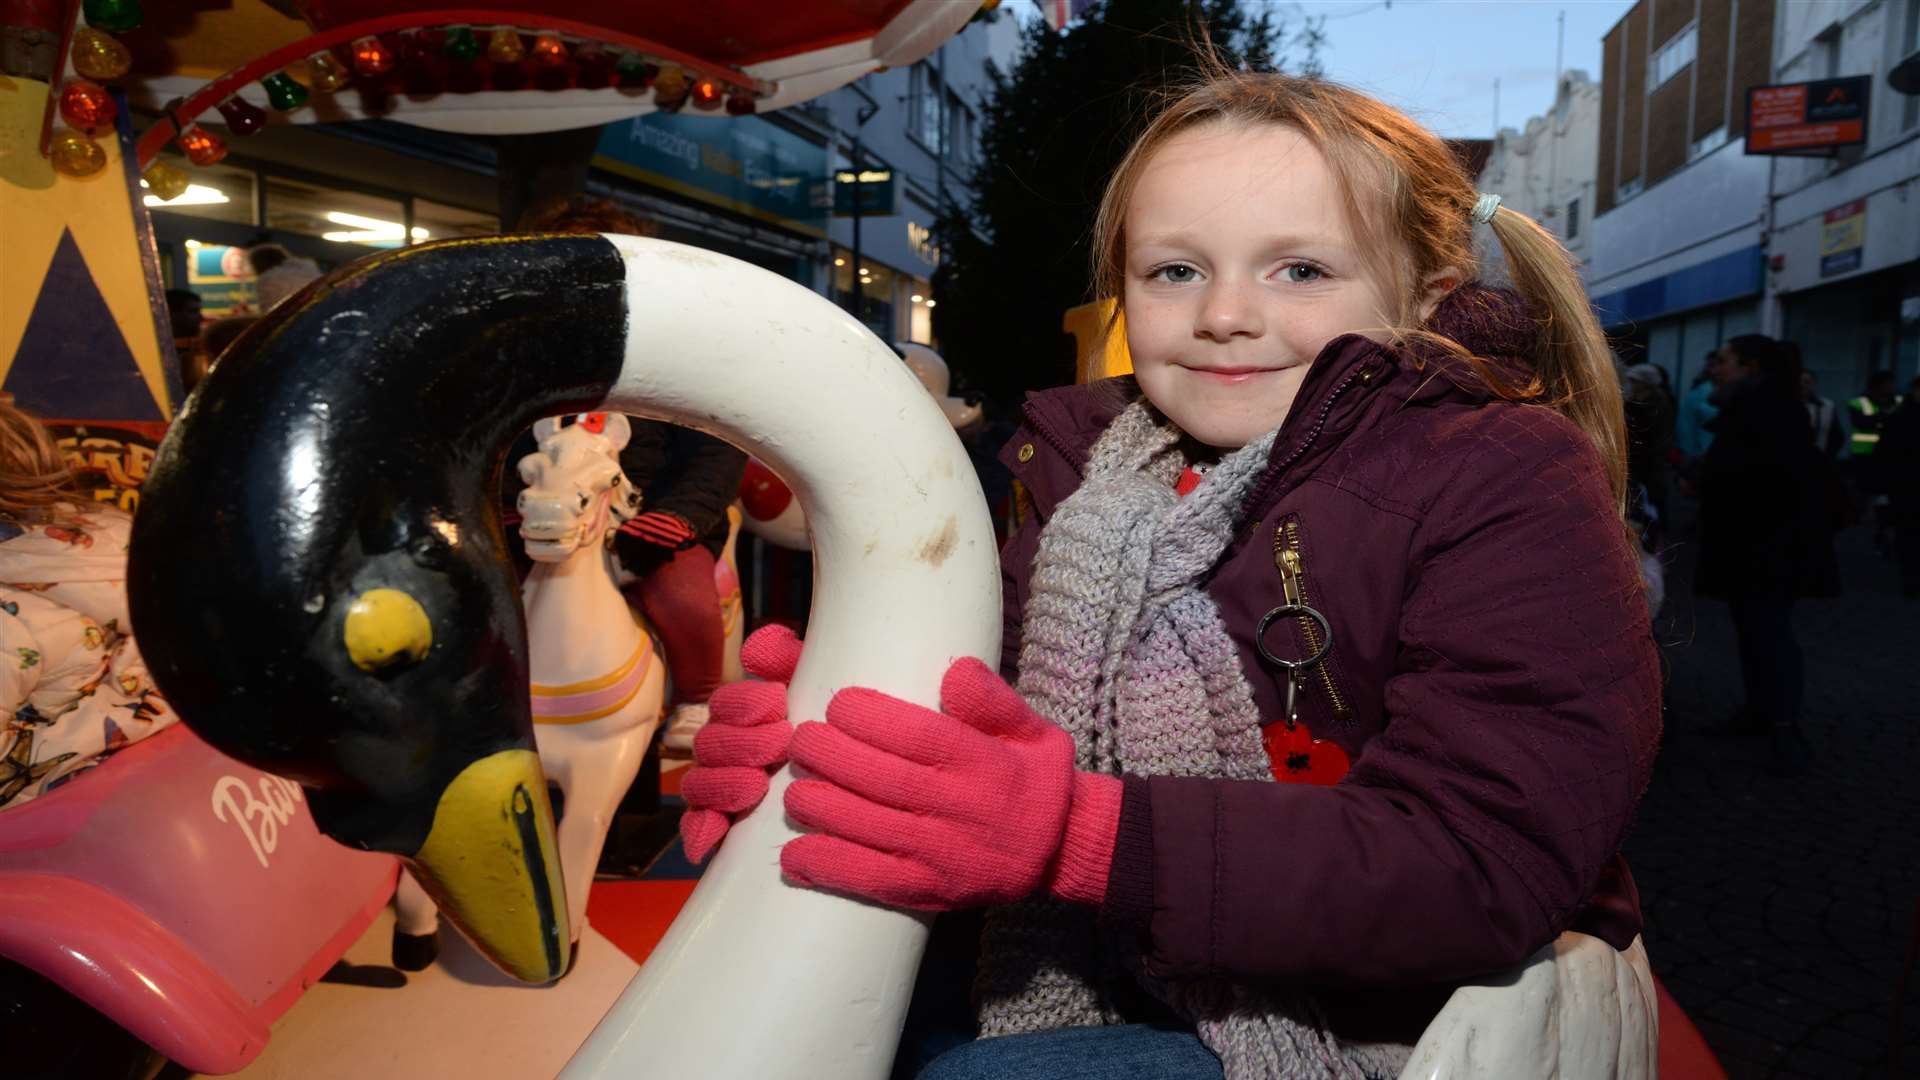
678, 625, 802, 863
781, 657, 1121, 911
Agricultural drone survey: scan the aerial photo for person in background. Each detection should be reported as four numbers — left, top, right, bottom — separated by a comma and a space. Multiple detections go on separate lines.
248, 243, 322, 312
1674, 348, 1723, 461
1848, 369, 1897, 457
164, 288, 203, 347
1693, 336, 1838, 774
0, 403, 176, 809
1621, 362, 1674, 527
183, 315, 260, 396
515, 195, 747, 752
1799, 367, 1848, 460
1849, 369, 1903, 555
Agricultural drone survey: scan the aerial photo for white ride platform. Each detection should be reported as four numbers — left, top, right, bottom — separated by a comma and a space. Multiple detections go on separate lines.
195, 908, 639, 1079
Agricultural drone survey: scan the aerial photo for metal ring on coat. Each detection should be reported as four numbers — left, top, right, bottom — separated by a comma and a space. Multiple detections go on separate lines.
1255, 603, 1333, 671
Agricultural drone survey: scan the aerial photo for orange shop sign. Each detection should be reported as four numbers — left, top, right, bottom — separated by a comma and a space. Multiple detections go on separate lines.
1746, 77, 1870, 154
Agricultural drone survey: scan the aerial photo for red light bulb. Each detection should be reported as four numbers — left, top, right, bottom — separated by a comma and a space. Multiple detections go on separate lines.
215, 96, 268, 135
351, 35, 395, 77
58, 80, 116, 130
177, 124, 227, 166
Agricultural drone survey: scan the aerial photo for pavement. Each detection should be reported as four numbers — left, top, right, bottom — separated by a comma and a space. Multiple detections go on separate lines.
1624, 513, 1919, 1079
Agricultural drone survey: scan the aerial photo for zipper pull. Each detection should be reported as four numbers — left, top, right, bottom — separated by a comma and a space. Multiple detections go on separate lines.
1282, 670, 1302, 732
1278, 547, 1304, 606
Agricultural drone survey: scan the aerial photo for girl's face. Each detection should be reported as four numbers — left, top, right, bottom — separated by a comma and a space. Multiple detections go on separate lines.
1124, 122, 1400, 449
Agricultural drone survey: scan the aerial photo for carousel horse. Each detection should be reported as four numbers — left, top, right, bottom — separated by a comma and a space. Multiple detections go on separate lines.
391, 411, 674, 968
128, 235, 1656, 1079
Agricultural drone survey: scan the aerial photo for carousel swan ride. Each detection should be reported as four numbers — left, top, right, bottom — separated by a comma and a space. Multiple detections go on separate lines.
2, 0, 1663, 1076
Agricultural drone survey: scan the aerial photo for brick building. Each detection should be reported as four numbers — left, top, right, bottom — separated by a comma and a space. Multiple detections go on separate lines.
1586, 0, 1777, 388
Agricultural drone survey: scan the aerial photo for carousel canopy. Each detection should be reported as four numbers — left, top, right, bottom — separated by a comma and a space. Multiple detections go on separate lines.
120, 0, 983, 154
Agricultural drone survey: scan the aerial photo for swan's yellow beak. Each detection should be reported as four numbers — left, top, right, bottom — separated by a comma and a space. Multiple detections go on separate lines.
406, 749, 570, 983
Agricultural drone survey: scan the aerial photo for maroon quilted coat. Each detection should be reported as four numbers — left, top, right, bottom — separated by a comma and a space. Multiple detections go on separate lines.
997, 287, 1662, 992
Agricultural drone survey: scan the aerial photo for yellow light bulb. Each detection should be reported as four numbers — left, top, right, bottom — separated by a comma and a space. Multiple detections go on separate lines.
49, 129, 108, 177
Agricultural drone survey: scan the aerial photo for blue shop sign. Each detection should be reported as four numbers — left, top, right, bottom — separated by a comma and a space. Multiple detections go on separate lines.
595, 113, 829, 237
1591, 245, 1764, 327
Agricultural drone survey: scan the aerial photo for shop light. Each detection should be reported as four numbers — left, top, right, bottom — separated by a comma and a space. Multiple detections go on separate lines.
140, 180, 230, 206
321, 210, 430, 244
910, 294, 923, 303
925, 300, 936, 308
833, 257, 845, 266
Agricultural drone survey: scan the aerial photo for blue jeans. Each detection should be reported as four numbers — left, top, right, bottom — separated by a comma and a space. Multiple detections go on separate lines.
892, 913, 1220, 1080
913, 1024, 1223, 1080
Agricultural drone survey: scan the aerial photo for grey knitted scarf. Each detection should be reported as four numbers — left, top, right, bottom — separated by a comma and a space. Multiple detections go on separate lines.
975, 401, 1411, 1080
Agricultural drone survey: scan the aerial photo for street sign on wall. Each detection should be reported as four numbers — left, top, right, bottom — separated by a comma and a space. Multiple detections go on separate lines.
1820, 199, 1866, 277
832, 169, 900, 216
1746, 77, 1870, 154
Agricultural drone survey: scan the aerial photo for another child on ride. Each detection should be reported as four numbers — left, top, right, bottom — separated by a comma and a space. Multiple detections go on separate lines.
510, 195, 748, 751
0, 402, 176, 809
681, 71, 1661, 1079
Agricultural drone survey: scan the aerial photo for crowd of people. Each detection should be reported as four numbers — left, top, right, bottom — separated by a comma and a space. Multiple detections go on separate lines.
1617, 335, 1920, 776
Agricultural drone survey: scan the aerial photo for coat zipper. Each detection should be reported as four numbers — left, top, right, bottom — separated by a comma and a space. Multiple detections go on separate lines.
1242, 358, 1380, 536
1271, 519, 1354, 726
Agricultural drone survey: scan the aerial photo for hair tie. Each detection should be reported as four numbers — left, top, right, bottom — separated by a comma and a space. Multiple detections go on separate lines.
1471, 193, 1502, 224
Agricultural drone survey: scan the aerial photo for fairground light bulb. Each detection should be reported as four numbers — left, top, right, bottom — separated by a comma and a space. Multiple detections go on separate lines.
49, 129, 108, 177
71, 28, 132, 81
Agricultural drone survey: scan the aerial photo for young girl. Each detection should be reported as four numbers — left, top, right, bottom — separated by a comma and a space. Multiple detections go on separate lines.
680, 72, 1660, 1080
0, 402, 176, 808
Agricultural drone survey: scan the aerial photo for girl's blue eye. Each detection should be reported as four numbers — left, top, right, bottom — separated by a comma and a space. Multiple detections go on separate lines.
1154, 264, 1198, 284
1284, 264, 1323, 283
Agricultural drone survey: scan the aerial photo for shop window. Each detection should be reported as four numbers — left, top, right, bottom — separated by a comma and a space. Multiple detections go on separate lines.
142, 154, 254, 226
1650, 25, 1696, 91
908, 278, 934, 344
1617, 176, 1643, 203
265, 175, 413, 248
180, 239, 259, 319
830, 248, 898, 338
413, 200, 498, 241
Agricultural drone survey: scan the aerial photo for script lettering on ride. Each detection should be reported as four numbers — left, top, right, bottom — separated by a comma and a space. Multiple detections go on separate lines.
210, 774, 306, 869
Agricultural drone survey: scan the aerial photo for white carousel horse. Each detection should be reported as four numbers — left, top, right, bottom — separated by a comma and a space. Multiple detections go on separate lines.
394, 413, 671, 961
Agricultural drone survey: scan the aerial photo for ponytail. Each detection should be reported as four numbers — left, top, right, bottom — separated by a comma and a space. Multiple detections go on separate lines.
1484, 206, 1628, 513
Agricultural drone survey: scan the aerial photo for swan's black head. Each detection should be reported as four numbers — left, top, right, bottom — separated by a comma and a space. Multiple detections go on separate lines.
129, 235, 631, 981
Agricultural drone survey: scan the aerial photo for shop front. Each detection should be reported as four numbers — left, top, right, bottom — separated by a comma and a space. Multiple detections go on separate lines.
592, 111, 829, 287
1770, 181, 1920, 394
828, 180, 943, 345
145, 122, 501, 319
1591, 244, 1765, 389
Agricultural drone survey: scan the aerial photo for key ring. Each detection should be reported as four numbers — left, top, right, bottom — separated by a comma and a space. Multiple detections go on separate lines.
1256, 604, 1333, 671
